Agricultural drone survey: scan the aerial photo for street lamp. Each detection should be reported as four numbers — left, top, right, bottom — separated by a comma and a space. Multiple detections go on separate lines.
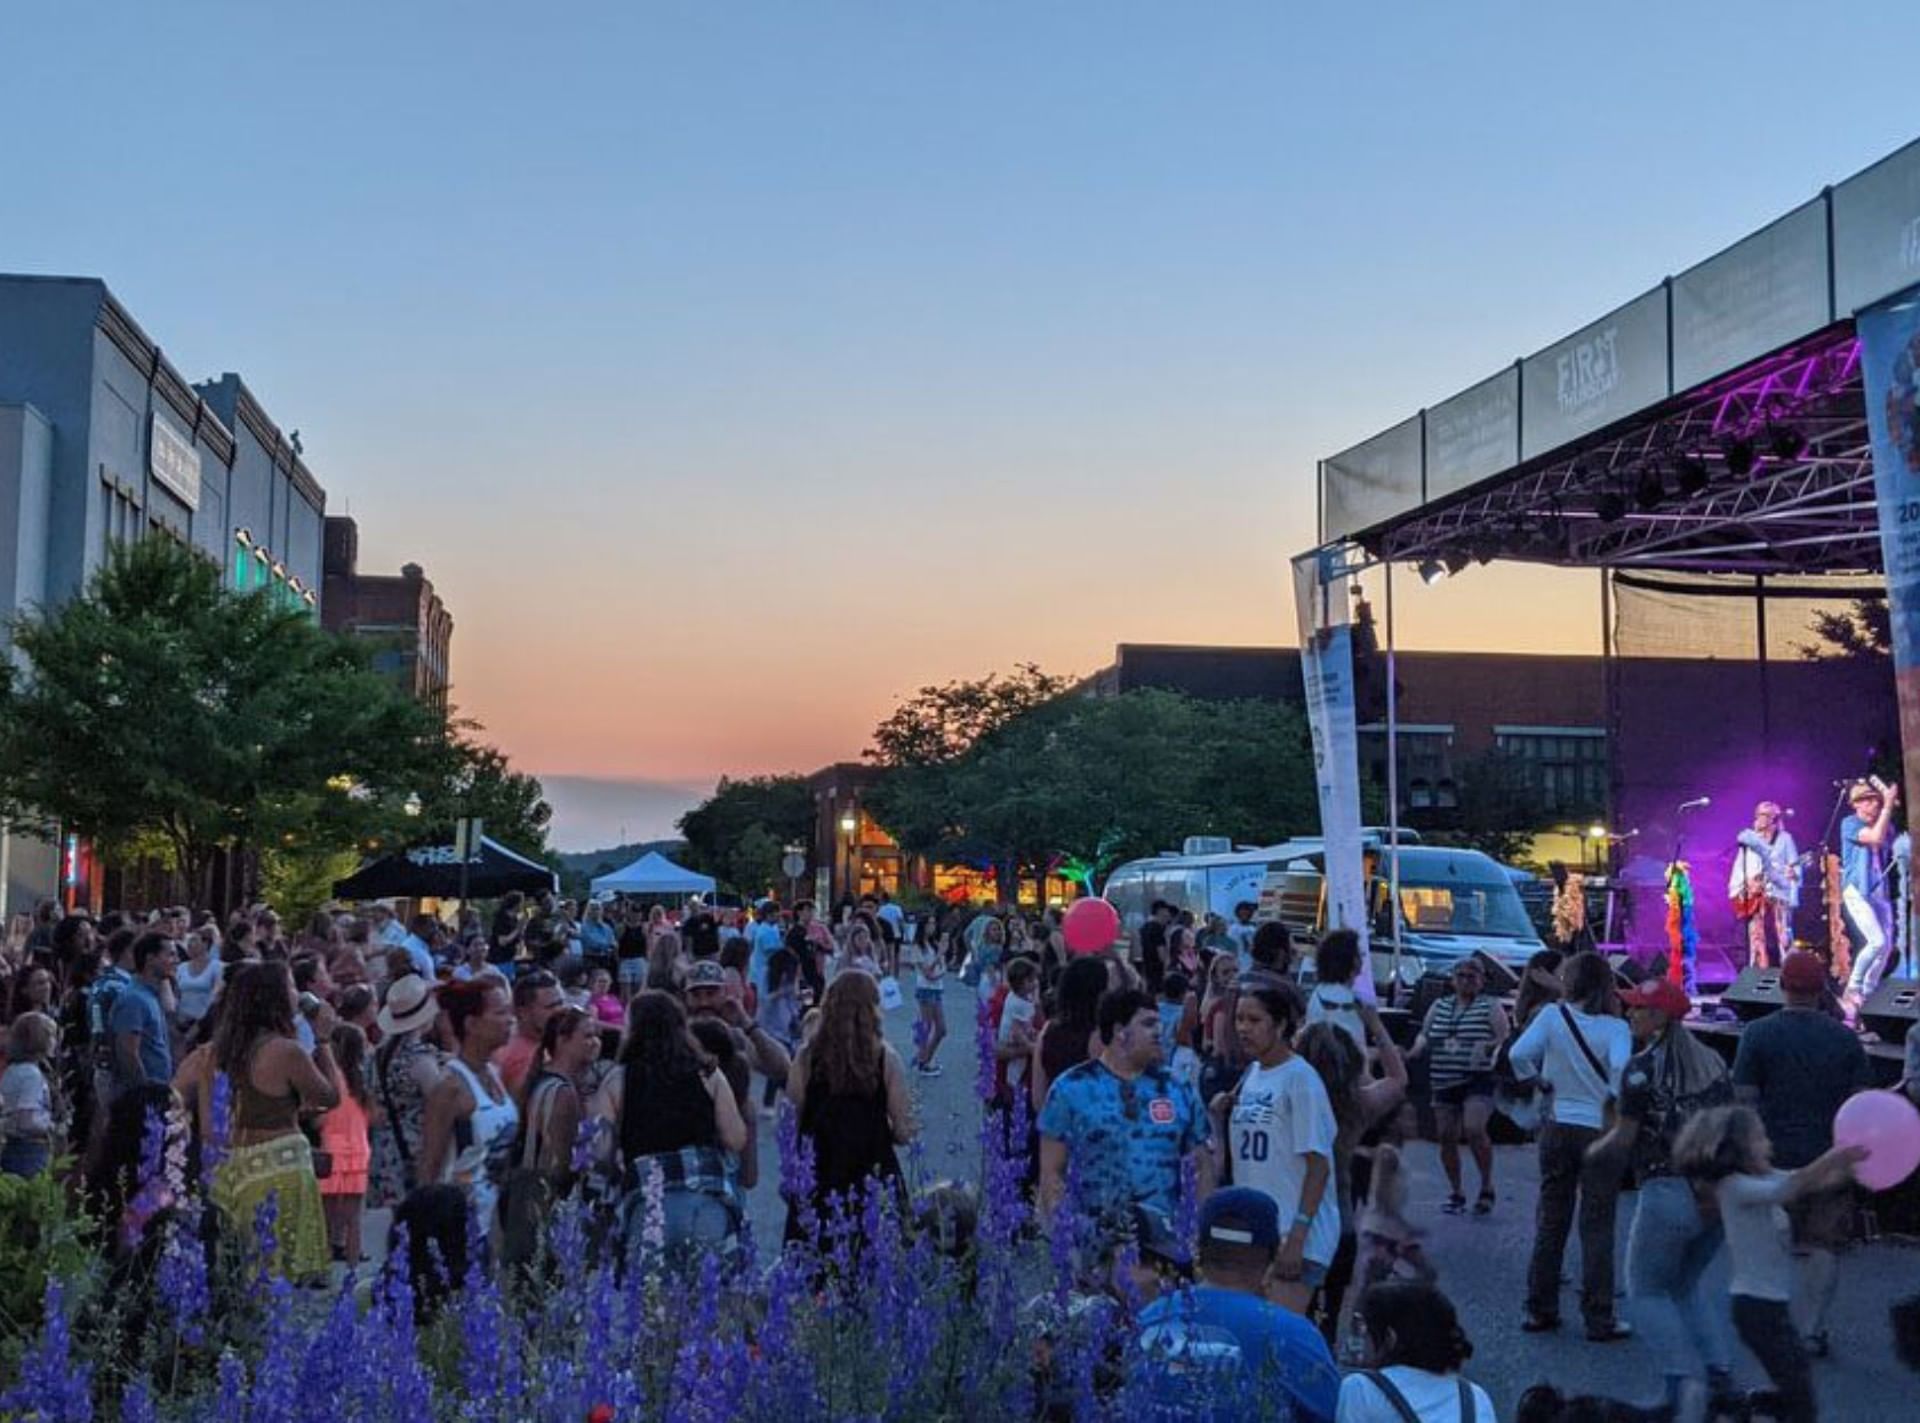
1585, 822, 1608, 872
403, 792, 423, 819
840, 812, 858, 900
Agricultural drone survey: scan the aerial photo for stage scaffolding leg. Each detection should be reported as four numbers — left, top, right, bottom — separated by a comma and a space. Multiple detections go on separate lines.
1386, 562, 1401, 994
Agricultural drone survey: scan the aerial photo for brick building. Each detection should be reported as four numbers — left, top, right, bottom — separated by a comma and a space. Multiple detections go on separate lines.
321, 516, 453, 711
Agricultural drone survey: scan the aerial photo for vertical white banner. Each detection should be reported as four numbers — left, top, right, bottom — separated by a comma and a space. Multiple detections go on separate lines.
1292, 550, 1374, 996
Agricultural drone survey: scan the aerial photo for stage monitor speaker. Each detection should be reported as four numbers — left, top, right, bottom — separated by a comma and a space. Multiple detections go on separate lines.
1471, 951, 1519, 995
1721, 965, 1786, 1023
1860, 979, 1920, 1046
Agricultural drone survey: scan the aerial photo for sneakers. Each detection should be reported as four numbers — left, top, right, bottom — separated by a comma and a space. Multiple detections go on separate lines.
1584, 1320, 1634, 1343
915, 1061, 944, 1077
1520, 1313, 1561, 1333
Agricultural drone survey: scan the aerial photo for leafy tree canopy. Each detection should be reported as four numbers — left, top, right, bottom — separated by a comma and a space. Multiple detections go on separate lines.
866, 663, 1072, 768
677, 774, 813, 891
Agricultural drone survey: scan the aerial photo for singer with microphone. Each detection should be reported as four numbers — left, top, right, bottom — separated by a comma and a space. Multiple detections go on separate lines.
1727, 801, 1800, 969
1840, 778, 1900, 1020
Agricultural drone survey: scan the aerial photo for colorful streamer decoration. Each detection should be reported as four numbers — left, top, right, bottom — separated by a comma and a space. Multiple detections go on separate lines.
1664, 860, 1698, 993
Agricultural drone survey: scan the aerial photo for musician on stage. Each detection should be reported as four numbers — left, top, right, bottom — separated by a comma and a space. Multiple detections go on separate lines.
1840, 779, 1899, 1019
1727, 800, 1798, 968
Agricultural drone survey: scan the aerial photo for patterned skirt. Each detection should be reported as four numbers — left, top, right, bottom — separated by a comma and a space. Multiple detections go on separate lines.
211, 1133, 331, 1282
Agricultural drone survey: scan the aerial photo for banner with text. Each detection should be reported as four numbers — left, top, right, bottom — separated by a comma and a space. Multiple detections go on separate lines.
1292, 550, 1374, 997
1859, 288, 1920, 890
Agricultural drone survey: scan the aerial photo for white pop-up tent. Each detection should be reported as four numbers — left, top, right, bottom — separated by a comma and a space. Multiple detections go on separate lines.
591, 850, 717, 897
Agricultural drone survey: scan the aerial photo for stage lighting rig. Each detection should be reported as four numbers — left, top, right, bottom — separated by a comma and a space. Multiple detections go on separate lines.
1674, 452, 1711, 497
1766, 423, 1807, 462
1418, 558, 1447, 585
1594, 488, 1627, 523
1723, 435, 1757, 477
1633, 465, 1667, 511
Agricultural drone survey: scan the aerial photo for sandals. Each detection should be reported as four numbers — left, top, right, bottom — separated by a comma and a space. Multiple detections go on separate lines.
1473, 1189, 1496, 1216
1442, 1192, 1467, 1215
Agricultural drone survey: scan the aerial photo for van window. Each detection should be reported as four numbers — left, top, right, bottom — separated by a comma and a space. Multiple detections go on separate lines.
1104, 869, 1150, 935
1395, 879, 1533, 939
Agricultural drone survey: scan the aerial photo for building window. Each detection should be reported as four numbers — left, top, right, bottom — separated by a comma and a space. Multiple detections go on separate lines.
101, 482, 140, 563
1494, 728, 1606, 811
1409, 778, 1433, 809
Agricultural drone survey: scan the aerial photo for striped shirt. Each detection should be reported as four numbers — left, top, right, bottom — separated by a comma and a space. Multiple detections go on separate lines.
1422, 994, 1501, 1089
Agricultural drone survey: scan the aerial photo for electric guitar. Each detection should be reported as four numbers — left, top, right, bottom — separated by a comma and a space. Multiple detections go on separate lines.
1729, 848, 1815, 921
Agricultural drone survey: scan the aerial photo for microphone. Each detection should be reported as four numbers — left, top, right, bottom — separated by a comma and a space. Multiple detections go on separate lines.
1831, 778, 1862, 788
1678, 796, 1711, 812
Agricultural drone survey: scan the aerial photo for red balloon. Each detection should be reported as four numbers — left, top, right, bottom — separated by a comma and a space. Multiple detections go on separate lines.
1063, 897, 1121, 954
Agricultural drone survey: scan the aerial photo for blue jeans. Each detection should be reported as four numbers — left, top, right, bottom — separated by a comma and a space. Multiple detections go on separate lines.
1625, 1175, 1730, 1382
0, 1137, 51, 1177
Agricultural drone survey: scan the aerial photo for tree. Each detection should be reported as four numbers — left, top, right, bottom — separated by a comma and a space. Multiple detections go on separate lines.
1801, 596, 1891, 663
865, 687, 1322, 894
677, 775, 814, 890
0, 538, 458, 907
1426, 750, 1540, 865
866, 663, 1073, 768
419, 729, 554, 861
727, 824, 785, 900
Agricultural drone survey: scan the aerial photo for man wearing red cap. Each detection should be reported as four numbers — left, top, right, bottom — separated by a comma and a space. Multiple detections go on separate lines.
1732, 950, 1871, 1357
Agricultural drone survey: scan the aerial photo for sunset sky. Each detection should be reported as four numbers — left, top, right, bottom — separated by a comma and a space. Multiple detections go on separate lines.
5, 3, 1919, 847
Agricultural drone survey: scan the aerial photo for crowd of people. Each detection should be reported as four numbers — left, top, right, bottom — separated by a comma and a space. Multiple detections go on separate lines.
3, 886, 1918, 1421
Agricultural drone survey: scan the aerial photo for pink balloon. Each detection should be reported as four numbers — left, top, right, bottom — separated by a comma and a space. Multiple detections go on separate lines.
1062, 897, 1121, 955
1833, 1089, 1920, 1192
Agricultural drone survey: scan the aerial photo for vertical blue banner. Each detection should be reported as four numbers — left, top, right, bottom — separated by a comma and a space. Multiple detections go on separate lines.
1859, 289, 1920, 960
1292, 550, 1375, 998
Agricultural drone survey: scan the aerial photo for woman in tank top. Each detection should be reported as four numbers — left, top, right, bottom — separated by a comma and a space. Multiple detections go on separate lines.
419, 978, 518, 1252
207, 961, 339, 1281
785, 971, 913, 1245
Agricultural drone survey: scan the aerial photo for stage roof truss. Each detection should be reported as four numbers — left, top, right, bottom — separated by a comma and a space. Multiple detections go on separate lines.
1361, 329, 1881, 577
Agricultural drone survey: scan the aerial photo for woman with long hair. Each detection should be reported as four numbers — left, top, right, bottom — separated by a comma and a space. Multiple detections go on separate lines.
1298, 1000, 1409, 1347
319, 1022, 375, 1266
418, 978, 519, 1252
841, 920, 880, 978
785, 971, 913, 1244
207, 960, 340, 1281
1031, 955, 1107, 1112
592, 990, 748, 1263
1511, 948, 1566, 1031
645, 929, 685, 994
499, 1004, 602, 1269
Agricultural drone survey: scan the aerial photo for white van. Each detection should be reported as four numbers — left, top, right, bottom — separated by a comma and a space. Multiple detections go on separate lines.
1101, 831, 1425, 937
1259, 844, 1546, 977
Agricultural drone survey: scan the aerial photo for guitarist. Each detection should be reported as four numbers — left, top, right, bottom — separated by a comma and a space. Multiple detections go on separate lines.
1841, 778, 1900, 1019
1728, 801, 1799, 969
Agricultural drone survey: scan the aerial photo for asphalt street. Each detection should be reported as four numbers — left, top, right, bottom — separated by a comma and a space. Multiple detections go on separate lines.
741, 979, 1920, 1419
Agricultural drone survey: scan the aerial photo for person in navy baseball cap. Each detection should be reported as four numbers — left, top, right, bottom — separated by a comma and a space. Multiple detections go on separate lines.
1136, 1186, 1339, 1422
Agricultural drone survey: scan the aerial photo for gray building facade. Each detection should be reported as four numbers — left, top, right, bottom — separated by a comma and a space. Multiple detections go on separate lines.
0, 274, 328, 912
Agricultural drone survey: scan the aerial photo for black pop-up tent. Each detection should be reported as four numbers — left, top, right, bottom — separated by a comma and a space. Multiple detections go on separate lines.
332, 836, 557, 901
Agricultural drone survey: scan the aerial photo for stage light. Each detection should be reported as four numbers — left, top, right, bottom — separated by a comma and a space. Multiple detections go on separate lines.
1418, 559, 1447, 585
1634, 466, 1666, 511
1674, 452, 1711, 497
1724, 436, 1757, 478
1595, 489, 1627, 523
1443, 551, 1469, 578
1767, 424, 1807, 461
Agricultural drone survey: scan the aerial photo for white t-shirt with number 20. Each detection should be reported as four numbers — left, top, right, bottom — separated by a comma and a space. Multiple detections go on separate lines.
1227, 1055, 1341, 1267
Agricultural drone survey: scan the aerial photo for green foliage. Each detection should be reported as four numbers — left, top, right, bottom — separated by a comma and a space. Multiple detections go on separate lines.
1423, 750, 1542, 865
416, 729, 554, 862
866, 662, 1072, 768
0, 538, 450, 905
726, 824, 785, 900
0, 1162, 94, 1347
259, 846, 366, 924
1801, 596, 1891, 662
678, 776, 813, 890
866, 687, 1321, 877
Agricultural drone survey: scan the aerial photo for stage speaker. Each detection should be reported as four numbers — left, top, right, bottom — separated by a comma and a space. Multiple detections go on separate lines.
1722, 965, 1786, 1023
1471, 951, 1519, 996
1861, 979, 1920, 1046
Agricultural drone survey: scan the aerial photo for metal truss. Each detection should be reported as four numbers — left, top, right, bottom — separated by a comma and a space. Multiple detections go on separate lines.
1361, 327, 1882, 576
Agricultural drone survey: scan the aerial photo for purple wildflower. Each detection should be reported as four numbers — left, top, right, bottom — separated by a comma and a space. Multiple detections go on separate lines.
200, 1071, 232, 1187
153, 1219, 211, 1346
117, 1376, 155, 1423
0, 1281, 92, 1423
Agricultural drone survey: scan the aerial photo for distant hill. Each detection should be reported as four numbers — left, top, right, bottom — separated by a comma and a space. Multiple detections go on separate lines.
556, 839, 688, 881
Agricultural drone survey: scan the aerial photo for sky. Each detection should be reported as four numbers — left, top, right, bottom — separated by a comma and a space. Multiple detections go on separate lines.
4, 3, 1919, 848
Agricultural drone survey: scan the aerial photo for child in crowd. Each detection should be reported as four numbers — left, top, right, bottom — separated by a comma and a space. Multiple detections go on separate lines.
1348, 1101, 1434, 1363
0, 1012, 60, 1177
1674, 1104, 1865, 1423
913, 929, 948, 1076
1156, 970, 1200, 1088
587, 968, 624, 1028
1305, 928, 1366, 1054
996, 958, 1041, 1105
319, 1023, 376, 1268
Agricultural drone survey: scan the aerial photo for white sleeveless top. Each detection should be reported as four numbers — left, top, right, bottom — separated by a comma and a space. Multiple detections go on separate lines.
442, 1058, 519, 1236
